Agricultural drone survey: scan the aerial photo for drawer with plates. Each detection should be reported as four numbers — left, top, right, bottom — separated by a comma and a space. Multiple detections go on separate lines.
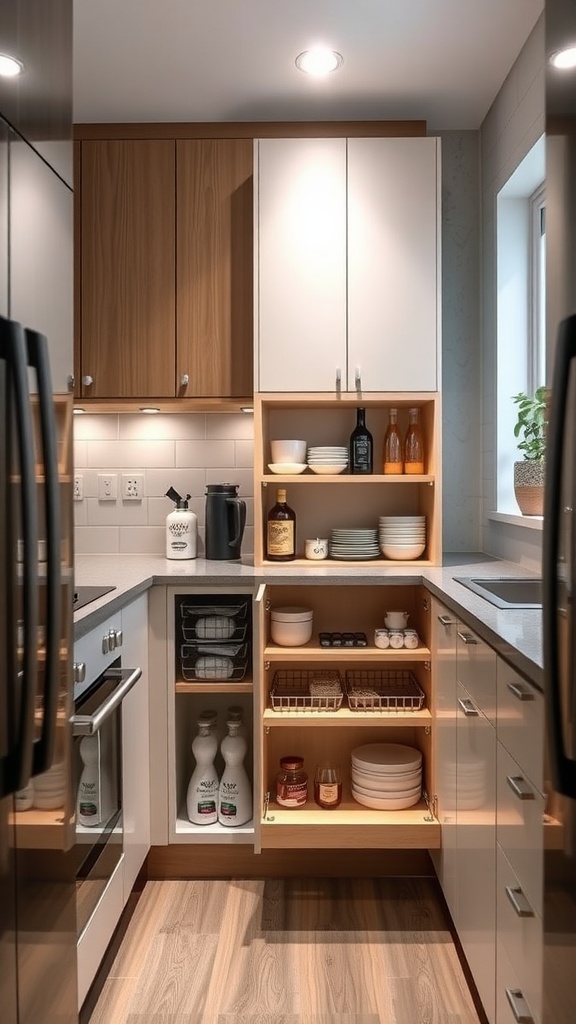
496, 658, 543, 795
496, 843, 542, 1024
496, 742, 544, 918
456, 625, 497, 724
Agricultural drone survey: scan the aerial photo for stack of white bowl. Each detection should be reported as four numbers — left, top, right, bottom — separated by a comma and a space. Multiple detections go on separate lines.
351, 742, 422, 809
33, 761, 66, 810
379, 515, 426, 560
307, 446, 348, 475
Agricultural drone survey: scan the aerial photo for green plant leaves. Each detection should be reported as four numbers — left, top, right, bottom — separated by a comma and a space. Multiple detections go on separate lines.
511, 386, 547, 460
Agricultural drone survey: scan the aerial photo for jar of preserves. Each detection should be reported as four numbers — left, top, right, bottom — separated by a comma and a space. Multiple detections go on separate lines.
276, 756, 308, 808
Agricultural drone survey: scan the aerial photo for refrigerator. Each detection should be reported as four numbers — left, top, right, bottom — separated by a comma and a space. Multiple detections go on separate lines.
0, 2, 77, 1023
543, 2, 576, 1022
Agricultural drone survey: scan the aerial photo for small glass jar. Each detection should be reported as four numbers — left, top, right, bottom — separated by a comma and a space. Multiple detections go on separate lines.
388, 629, 405, 649
314, 762, 342, 809
276, 756, 308, 808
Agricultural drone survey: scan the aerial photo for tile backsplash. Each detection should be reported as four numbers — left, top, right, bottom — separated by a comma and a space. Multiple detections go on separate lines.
73, 413, 254, 555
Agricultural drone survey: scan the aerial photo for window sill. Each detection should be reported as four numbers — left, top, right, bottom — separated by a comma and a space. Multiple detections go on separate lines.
487, 511, 543, 531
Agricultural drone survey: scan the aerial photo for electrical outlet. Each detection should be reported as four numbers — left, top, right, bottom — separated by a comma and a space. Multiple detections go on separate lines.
121, 473, 144, 500
97, 473, 118, 501
73, 475, 83, 501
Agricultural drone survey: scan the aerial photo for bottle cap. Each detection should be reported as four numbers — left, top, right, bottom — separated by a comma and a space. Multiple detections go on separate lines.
165, 486, 191, 509
277, 488, 287, 502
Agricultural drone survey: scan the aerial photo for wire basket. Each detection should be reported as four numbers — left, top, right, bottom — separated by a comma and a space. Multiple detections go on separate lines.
181, 649, 249, 683
181, 620, 248, 643
270, 669, 343, 711
345, 670, 425, 711
179, 600, 248, 621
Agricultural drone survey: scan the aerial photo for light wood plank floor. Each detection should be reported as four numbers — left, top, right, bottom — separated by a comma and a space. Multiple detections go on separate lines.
86, 877, 483, 1024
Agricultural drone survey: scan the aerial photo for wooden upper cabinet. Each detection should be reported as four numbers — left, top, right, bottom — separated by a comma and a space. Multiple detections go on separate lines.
176, 140, 253, 398
80, 139, 176, 398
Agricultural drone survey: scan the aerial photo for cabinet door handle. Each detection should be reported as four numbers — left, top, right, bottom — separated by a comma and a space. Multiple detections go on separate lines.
507, 680, 535, 702
457, 630, 477, 645
82, 374, 93, 387
335, 367, 341, 393
457, 697, 479, 717
506, 775, 535, 800
438, 614, 456, 626
355, 367, 362, 392
505, 885, 534, 918
505, 988, 534, 1023
67, 374, 75, 391
180, 373, 189, 387
73, 662, 86, 685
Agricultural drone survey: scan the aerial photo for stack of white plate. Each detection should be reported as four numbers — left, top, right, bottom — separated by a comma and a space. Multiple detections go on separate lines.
379, 515, 426, 560
351, 742, 422, 809
307, 446, 348, 475
329, 528, 380, 560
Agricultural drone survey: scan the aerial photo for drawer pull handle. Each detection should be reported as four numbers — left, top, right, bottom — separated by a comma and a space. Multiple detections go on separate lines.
457, 697, 479, 717
505, 988, 534, 1023
507, 775, 535, 800
73, 662, 86, 684
438, 614, 456, 626
505, 885, 534, 918
507, 680, 535, 702
457, 630, 478, 645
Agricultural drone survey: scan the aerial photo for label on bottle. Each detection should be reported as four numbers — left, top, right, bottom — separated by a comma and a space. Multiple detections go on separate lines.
219, 801, 237, 817
267, 521, 294, 556
197, 799, 217, 816
276, 780, 308, 807
318, 783, 338, 803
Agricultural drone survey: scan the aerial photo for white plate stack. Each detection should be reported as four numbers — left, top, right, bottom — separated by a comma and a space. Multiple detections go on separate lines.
329, 528, 380, 560
379, 515, 426, 560
307, 446, 348, 475
351, 743, 422, 809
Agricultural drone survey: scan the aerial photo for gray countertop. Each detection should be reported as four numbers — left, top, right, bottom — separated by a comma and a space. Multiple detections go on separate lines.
74, 552, 543, 690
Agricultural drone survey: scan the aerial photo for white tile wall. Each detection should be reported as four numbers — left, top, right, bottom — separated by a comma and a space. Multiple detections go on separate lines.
73, 413, 255, 555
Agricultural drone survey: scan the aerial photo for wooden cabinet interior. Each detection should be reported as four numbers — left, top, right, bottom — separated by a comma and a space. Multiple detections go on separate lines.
254, 394, 442, 566
258, 583, 440, 850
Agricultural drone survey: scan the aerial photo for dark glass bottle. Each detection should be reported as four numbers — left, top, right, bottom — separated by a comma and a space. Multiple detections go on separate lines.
266, 488, 296, 561
349, 407, 373, 474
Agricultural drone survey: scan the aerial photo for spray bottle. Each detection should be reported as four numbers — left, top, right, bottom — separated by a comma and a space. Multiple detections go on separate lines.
165, 487, 197, 559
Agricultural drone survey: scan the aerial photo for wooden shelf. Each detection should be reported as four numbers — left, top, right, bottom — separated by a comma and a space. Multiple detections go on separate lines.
263, 707, 432, 727
260, 798, 440, 849
10, 808, 69, 849
260, 558, 434, 568
262, 474, 435, 484
174, 810, 254, 844
175, 679, 253, 694
263, 642, 430, 661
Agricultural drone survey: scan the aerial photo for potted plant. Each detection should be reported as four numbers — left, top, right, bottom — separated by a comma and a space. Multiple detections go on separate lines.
512, 385, 547, 515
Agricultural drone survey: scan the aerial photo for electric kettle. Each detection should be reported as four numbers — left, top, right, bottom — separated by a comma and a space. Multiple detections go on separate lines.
205, 483, 246, 560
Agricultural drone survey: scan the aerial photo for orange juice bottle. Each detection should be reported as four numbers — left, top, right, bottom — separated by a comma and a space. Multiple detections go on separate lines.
382, 408, 403, 474
404, 408, 425, 474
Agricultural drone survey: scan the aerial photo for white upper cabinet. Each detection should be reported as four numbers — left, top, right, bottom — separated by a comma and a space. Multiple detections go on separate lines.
256, 138, 347, 392
347, 137, 439, 392
255, 135, 440, 394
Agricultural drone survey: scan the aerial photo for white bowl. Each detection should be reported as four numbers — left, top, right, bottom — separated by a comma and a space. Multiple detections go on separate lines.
352, 781, 421, 800
351, 789, 422, 810
381, 543, 426, 560
270, 439, 307, 463
309, 464, 347, 475
268, 463, 307, 475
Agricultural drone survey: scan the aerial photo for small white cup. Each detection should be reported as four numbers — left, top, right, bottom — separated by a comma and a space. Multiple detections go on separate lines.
384, 610, 409, 629
305, 538, 329, 560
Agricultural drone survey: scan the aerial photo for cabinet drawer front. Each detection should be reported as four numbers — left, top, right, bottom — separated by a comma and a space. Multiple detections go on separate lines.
497, 659, 543, 792
496, 844, 542, 1024
457, 628, 496, 722
497, 743, 544, 917
73, 611, 123, 694
496, 937, 539, 1024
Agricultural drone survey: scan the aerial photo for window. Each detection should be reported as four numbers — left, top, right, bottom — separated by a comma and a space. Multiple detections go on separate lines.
529, 183, 546, 396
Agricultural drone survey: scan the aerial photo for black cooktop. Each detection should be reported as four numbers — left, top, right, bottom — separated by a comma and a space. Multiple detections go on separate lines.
73, 585, 116, 611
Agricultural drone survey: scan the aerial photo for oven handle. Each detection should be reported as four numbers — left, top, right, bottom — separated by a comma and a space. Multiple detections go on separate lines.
73, 667, 141, 736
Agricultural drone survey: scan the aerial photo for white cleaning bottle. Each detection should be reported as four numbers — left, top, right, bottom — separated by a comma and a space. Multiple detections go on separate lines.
77, 734, 102, 827
186, 717, 219, 825
165, 487, 197, 559
218, 719, 252, 827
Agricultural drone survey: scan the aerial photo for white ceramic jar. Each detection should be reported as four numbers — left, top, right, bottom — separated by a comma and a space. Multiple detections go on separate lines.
270, 606, 313, 646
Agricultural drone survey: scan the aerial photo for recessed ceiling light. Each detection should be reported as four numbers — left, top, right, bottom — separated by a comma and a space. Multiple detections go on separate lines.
140, 406, 160, 414
73, 407, 85, 415
550, 46, 576, 70
295, 48, 343, 77
0, 53, 24, 78
240, 406, 254, 414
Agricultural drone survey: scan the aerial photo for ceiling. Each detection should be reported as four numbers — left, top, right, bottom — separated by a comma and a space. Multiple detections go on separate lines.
73, 0, 543, 129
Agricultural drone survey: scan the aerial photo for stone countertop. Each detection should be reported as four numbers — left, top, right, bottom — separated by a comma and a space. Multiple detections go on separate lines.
74, 552, 543, 691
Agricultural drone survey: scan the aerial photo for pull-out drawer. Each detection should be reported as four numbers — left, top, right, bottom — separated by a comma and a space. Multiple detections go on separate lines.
496, 936, 539, 1024
497, 659, 543, 794
496, 844, 542, 1024
497, 743, 544, 917
456, 626, 496, 723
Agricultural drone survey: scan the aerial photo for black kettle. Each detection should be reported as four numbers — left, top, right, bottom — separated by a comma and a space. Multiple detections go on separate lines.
205, 483, 246, 560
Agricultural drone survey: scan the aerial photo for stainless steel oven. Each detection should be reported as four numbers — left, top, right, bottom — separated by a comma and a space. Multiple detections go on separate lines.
71, 650, 140, 939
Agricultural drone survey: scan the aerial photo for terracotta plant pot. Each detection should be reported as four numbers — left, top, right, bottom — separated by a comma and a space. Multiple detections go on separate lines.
514, 460, 545, 516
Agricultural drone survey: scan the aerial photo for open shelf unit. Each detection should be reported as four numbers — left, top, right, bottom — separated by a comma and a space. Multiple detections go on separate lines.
256, 582, 440, 850
253, 393, 442, 567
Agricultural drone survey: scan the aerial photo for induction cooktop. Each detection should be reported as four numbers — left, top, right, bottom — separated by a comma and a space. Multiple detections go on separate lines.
73, 585, 116, 611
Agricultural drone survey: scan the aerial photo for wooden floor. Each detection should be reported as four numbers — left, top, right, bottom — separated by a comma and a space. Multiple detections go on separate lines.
86, 877, 483, 1024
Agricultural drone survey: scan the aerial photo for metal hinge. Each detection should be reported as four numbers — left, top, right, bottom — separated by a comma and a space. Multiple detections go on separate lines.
263, 791, 274, 821
423, 790, 437, 822
424, 660, 431, 671
265, 599, 271, 613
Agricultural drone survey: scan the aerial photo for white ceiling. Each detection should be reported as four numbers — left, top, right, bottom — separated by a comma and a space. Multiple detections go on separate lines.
73, 0, 543, 129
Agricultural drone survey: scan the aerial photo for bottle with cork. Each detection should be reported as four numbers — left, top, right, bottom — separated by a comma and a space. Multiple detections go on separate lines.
404, 407, 425, 474
266, 488, 296, 561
